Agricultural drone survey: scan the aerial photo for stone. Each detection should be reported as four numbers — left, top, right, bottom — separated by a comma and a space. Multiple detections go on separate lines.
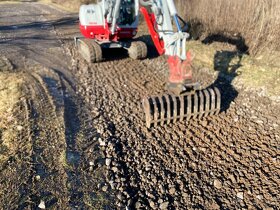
169, 187, 176, 195
234, 116, 239, 122
35, 175, 41, 181
159, 201, 169, 210
98, 138, 106, 146
17, 125, 23, 131
214, 179, 222, 189
149, 200, 156, 209
208, 202, 220, 209
102, 185, 108, 192
109, 181, 116, 190
38, 200, 46, 209
112, 167, 118, 173
135, 202, 141, 209
159, 185, 166, 193
255, 120, 263, 124
256, 195, 263, 200
105, 158, 111, 166
182, 192, 188, 198
228, 174, 236, 183
201, 147, 207, 152
237, 192, 244, 199
117, 193, 124, 200
273, 123, 278, 128
127, 199, 133, 206
201, 120, 208, 127
152, 178, 157, 184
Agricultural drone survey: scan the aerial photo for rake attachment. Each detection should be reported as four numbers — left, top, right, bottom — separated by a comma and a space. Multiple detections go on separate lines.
142, 87, 221, 128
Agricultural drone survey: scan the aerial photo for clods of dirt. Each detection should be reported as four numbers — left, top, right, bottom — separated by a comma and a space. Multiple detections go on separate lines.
0, 57, 14, 72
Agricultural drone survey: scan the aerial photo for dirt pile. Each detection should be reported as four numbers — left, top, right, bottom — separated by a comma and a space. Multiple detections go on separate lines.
0, 57, 13, 72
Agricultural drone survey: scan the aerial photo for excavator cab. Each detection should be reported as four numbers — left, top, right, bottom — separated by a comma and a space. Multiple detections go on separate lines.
118, 0, 136, 26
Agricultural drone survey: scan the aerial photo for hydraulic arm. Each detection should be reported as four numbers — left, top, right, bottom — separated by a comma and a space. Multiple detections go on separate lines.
140, 0, 221, 127
76, 0, 221, 127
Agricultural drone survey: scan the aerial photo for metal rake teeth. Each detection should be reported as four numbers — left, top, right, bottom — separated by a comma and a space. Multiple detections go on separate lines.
142, 87, 221, 128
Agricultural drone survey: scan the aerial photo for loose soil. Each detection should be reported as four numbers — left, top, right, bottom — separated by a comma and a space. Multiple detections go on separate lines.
0, 2, 279, 209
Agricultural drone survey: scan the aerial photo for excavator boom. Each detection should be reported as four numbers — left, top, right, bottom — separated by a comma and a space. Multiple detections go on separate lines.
77, 0, 221, 127
139, 0, 221, 127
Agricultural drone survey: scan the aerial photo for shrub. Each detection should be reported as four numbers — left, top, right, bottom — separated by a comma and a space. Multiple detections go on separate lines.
177, 0, 280, 55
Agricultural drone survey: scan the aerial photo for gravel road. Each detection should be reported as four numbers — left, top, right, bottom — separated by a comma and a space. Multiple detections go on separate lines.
0, 2, 279, 209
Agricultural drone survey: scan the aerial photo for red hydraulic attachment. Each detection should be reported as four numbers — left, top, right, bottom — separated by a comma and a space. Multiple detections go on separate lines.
140, 7, 193, 85
167, 51, 193, 84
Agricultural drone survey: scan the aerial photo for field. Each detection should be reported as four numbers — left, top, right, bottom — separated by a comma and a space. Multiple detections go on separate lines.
0, 1, 279, 209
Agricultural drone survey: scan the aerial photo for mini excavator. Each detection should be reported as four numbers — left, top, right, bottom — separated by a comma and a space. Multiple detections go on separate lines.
75, 0, 221, 128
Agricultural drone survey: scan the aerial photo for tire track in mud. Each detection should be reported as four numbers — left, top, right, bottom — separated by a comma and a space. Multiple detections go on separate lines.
21, 71, 69, 208
60, 75, 112, 208
1, 3, 112, 208
71, 42, 280, 209
23, 67, 113, 209
0, 94, 33, 208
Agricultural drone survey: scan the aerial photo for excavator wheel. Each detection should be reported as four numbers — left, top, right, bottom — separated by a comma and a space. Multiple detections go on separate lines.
128, 41, 148, 60
77, 39, 102, 63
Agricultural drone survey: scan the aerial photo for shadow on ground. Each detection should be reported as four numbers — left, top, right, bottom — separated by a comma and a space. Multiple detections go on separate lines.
205, 34, 248, 112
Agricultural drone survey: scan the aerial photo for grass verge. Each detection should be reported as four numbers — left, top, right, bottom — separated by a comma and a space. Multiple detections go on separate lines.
0, 72, 24, 163
188, 40, 280, 101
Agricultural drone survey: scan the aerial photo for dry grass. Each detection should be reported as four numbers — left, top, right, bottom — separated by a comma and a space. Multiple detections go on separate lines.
187, 40, 280, 101
0, 73, 24, 163
47, 0, 96, 11
177, 0, 280, 55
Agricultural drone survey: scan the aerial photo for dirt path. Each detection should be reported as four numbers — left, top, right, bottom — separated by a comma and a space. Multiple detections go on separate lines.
0, 2, 279, 209
0, 2, 112, 209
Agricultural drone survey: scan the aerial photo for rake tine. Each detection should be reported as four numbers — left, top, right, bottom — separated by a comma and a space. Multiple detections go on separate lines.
214, 87, 221, 115
143, 97, 152, 128
152, 97, 159, 125
159, 95, 165, 126
193, 92, 199, 117
172, 95, 178, 123
203, 89, 210, 117
179, 95, 185, 121
209, 88, 216, 115
165, 94, 171, 125
142, 87, 222, 128
187, 94, 192, 120
199, 90, 205, 119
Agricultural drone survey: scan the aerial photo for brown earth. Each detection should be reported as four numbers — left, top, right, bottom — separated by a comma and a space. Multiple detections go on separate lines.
0, 2, 279, 209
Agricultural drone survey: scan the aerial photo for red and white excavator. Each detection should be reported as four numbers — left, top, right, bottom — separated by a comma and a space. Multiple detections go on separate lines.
75, 0, 221, 127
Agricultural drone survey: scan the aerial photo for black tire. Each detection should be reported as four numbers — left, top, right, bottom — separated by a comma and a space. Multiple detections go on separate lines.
128, 41, 148, 60
77, 39, 102, 63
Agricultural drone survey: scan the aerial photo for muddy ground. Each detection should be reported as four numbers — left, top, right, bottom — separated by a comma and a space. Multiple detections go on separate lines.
0, 2, 279, 209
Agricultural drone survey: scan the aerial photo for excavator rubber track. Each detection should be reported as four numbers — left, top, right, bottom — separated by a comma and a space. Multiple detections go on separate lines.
76, 38, 103, 63
143, 87, 221, 128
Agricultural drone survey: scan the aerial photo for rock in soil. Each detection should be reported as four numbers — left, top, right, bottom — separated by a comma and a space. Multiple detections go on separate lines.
214, 179, 223, 189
